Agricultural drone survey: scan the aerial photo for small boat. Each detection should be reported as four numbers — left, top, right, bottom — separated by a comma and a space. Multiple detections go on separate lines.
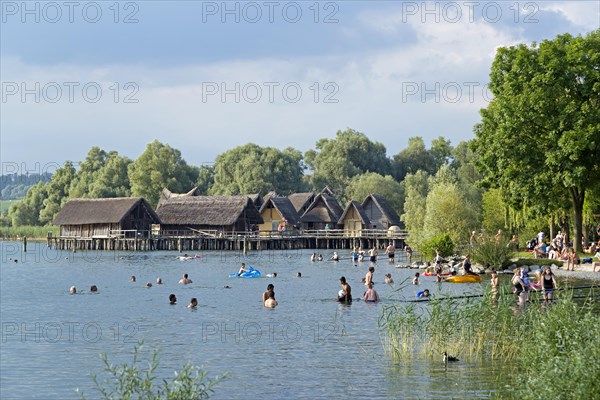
445, 275, 482, 283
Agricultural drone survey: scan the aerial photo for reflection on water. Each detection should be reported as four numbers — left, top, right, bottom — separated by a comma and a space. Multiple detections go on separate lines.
1, 242, 513, 399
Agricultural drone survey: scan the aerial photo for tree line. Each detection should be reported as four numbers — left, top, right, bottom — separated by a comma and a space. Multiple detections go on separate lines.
2, 30, 598, 252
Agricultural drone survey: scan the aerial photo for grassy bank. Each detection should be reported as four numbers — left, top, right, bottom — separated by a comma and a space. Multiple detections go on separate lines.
381, 288, 600, 399
0, 225, 58, 240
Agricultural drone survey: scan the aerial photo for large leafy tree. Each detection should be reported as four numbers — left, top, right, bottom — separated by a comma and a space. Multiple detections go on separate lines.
39, 162, 77, 225
401, 170, 430, 248
345, 172, 405, 216
304, 128, 391, 197
8, 181, 49, 226
472, 30, 600, 252
210, 144, 304, 195
391, 136, 435, 181
89, 153, 132, 198
68, 147, 111, 198
128, 140, 198, 206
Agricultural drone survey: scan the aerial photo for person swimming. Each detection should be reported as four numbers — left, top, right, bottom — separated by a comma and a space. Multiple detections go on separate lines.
297, 272, 302, 278
412, 272, 420, 285
385, 273, 394, 284
130, 276, 136, 283
169, 294, 177, 304
264, 291, 278, 308
90, 285, 98, 293
331, 252, 339, 261
417, 289, 430, 298
179, 273, 193, 284
262, 284, 275, 303
187, 298, 198, 308
156, 278, 163, 285
69, 286, 77, 294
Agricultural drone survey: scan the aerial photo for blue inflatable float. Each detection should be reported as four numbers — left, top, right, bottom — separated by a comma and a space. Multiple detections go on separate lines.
229, 266, 261, 278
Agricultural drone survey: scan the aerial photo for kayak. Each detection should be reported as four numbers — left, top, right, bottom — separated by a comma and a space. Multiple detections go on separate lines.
229, 266, 261, 278
423, 271, 453, 277
445, 275, 482, 283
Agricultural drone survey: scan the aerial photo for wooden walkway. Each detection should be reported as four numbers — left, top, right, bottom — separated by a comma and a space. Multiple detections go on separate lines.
47, 229, 408, 253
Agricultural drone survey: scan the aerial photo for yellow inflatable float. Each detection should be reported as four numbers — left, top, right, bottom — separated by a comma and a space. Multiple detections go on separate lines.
444, 275, 482, 283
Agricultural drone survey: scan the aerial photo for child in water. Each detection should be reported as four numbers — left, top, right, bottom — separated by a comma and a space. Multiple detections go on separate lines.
412, 273, 420, 285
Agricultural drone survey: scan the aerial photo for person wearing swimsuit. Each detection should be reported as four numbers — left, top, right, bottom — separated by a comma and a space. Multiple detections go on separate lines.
542, 268, 557, 303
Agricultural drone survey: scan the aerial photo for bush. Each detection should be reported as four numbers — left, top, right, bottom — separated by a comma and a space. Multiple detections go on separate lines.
470, 238, 512, 269
420, 233, 454, 259
79, 341, 225, 400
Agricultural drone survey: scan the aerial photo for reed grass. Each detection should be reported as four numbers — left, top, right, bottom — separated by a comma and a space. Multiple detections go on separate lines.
0, 225, 58, 240
381, 286, 600, 398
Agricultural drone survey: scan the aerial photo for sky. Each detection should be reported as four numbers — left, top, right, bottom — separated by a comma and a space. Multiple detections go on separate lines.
1, 0, 599, 174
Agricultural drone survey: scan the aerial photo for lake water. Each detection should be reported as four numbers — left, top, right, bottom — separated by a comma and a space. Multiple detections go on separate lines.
1, 242, 514, 399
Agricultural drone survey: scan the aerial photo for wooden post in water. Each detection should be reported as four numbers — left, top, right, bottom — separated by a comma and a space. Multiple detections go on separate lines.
22, 237, 27, 252
243, 236, 248, 256
47, 232, 52, 248
178, 238, 182, 253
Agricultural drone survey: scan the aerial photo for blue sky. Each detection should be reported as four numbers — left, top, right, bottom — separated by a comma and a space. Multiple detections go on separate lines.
1, 1, 599, 172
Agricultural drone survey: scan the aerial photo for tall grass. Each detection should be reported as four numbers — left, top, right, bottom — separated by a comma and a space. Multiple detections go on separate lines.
381, 287, 600, 399
78, 341, 225, 399
0, 225, 58, 239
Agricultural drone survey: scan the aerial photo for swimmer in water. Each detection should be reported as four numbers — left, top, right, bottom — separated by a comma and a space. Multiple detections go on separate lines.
385, 273, 394, 284
412, 272, 420, 285
338, 276, 352, 303
363, 282, 379, 302
297, 272, 302, 278
262, 284, 275, 303
146, 282, 153, 288
264, 291, 278, 308
169, 294, 177, 304
130, 276, 136, 283
179, 273, 193, 284
331, 251, 339, 261
90, 285, 98, 293
156, 278, 163, 285
417, 289, 430, 298
69, 286, 77, 294
187, 298, 198, 308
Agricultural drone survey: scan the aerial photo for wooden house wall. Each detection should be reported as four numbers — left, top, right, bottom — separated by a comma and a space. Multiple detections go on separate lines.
259, 206, 282, 232
363, 201, 388, 229
60, 223, 119, 238
340, 207, 366, 235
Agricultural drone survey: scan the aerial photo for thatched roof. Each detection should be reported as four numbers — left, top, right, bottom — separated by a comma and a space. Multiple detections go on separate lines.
320, 186, 335, 196
362, 194, 401, 226
337, 200, 371, 225
156, 195, 263, 226
247, 193, 262, 208
259, 196, 299, 225
300, 193, 343, 223
159, 187, 199, 204
53, 198, 159, 225
288, 192, 315, 212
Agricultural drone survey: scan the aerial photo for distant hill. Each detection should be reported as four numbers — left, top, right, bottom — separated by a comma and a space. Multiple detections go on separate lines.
0, 172, 52, 200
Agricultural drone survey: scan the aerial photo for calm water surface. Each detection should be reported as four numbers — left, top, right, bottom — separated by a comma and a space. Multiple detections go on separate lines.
1, 242, 512, 399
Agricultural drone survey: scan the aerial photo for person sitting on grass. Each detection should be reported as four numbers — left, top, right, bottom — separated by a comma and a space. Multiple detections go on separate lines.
533, 241, 548, 259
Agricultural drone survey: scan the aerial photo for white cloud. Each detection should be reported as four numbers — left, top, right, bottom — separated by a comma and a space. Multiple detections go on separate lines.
541, 2, 600, 31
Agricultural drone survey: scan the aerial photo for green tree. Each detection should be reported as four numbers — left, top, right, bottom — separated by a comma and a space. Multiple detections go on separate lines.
128, 140, 198, 206
39, 162, 77, 225
401, 170, 430, 248
422, 181, 479, 246
69, 147, 111, 198
305, 128, 391, 197
392, 136, 434, 181
196, 165, 215, 195
481, 188, 507, 234
8, 182, 48, 226
345, 172, 405, 216
472, 30, 600, 252
210, 144, 304, 195
430, 136, 453, 171
89, 153, 132, 198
